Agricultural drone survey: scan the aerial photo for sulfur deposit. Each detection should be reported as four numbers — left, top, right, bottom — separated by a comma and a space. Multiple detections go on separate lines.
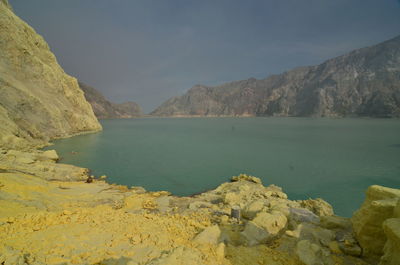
0, 0, 101, 150
0, 157, 372, 265
1, 0, 400, 264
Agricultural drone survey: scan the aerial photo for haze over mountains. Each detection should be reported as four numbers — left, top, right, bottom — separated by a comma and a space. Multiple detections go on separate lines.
79, 82, 142, 119
151, 35, 400, 118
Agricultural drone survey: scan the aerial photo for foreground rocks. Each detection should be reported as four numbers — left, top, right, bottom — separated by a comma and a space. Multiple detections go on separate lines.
1, 153, 390, 265
352, 185, 400, 265
0, 149, 89, 181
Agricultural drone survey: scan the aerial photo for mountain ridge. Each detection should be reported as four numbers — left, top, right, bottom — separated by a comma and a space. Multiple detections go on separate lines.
151, 35, 400, 118
79, 82, 142, 119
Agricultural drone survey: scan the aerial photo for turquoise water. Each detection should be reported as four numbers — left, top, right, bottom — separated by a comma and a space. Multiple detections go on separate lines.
47, 118, 400, 217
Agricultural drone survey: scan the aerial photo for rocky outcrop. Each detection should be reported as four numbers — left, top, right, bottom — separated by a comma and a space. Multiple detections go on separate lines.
0, 149, 90, 181
351, 185, 400, 264
0, 0, 101, 150
1, 0, 399, 264
152, 35, 400, 118
381, 216, 400, 265
0, 170, 371, 265
79, 82, 142, 119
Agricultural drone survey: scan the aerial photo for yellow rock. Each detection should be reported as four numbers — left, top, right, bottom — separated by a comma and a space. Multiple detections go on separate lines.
329, 241, 342, 254
351, 185, 400, 259
380, 218, 400, 265
0, 0, 101, 150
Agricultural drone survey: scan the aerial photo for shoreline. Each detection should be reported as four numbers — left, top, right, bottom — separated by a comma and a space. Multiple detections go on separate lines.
1, 145, 399, 264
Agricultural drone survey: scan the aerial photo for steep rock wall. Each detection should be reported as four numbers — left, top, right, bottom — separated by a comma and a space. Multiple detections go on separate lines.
0, 0, 101, 150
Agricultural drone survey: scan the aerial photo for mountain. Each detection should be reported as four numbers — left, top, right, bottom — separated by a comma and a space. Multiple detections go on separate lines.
79, 82, 142, 119
0, 0, 101, 150
151, 36, 400, 118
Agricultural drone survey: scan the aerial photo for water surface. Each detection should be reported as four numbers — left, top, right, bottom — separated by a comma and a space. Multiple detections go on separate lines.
47, 117, 400, 217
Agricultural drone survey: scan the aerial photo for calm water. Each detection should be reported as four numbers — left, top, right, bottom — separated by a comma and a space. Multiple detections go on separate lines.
46, 118, 400, 217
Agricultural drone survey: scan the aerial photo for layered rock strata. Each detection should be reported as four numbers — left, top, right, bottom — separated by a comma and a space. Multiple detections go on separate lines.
0, 0, 101, 150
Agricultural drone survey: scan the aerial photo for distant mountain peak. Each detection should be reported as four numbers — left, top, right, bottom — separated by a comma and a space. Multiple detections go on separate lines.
151, 35, 400, 118
79, 82, 142, 119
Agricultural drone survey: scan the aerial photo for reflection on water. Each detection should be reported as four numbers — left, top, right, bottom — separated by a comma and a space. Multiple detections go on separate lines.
47, 117, 400, 217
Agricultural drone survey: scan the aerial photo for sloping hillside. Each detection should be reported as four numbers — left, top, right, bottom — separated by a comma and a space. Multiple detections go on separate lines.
79, 82, 142, 119
0, 0, 101, 149
152, 36, 400, 118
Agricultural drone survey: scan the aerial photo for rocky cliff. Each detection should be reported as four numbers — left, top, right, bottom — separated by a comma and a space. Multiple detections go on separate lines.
0, 0, 101, 150
151, 35, 400, 118
1, 1, 399, 264
79, 82, 143, 119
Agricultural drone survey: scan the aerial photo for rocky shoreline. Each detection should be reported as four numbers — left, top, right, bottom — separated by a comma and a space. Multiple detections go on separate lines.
1, 0, 399, 264
1, 148, 399, 265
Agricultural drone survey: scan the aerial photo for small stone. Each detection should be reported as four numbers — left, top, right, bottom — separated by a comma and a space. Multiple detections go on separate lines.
220, 215, 229, 224
328, 241, 342, 254
339, 241, 362, 257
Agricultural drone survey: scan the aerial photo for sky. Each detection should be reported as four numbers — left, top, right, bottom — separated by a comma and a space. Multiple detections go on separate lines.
10, 0, 400, 113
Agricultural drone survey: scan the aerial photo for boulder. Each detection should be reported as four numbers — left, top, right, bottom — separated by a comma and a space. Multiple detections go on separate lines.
300, 198, 334, 217
242, 200, 265, 219
223, 192, 241, 205
295, 240, 322, 265
380, 218, 400, 265
285, 223, 335, 247
242, 211, 287, 245
320, 215, 351, 230
351, 185, 400, 259
289, 207, 319, 224
193, 225, 221, 245
241, 221, 270, 246
252, 211, 287, 236
40, 150, 59, 161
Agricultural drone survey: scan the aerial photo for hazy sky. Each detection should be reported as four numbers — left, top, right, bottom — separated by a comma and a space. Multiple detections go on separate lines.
11, 0, 400, 113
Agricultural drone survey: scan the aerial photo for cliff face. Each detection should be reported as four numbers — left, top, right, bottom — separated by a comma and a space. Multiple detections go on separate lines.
0, 0, 101, 150
79, 82, 142, 119
152, 35, 400, 117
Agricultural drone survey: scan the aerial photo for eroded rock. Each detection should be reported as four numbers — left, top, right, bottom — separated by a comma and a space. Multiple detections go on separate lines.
351, 185, 400, 259
380, 218, 400, 265
194, 225, 221, 245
